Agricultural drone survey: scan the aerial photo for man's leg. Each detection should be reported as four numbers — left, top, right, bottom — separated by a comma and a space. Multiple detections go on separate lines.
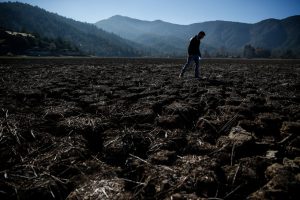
193, 56, 200, 78
180, 56, 193, 77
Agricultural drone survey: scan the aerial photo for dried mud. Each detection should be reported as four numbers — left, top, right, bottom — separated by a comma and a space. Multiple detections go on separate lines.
0, 58, 299, 199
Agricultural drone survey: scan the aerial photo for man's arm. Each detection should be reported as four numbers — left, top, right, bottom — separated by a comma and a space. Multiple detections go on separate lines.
198, 48, 201, 57
197, 40, 201, 57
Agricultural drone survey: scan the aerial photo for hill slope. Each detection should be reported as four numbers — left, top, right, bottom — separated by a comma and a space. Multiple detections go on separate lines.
0, 29, 83, 56
0, 2, 148, 56
96, 15, 300, 56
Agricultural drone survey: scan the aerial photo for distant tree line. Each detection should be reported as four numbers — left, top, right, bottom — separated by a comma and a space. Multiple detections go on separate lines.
202, 45, 298, 59
243, 44, 297, 59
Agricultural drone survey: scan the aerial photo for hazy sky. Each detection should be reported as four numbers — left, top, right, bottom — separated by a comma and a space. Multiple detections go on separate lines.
1, 0, 300, 24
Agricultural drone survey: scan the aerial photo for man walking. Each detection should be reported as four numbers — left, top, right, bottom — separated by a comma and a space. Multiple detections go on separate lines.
179, 31, 206, 79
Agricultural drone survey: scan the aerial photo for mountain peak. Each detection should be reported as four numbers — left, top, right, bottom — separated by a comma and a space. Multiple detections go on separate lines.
153, 19, 164, 23
110, 15, 128, 19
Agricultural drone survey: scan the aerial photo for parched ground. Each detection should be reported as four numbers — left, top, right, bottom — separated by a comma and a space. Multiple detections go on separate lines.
0, 58, 299, 200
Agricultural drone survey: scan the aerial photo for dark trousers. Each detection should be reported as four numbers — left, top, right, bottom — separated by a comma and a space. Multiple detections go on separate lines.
180, 55, 200, 78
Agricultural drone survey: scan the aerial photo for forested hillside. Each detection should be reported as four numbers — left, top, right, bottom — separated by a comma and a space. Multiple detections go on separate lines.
0, 2, 149, 56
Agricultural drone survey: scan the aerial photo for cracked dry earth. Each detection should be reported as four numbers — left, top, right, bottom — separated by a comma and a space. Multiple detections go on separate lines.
0, 58, 299, 200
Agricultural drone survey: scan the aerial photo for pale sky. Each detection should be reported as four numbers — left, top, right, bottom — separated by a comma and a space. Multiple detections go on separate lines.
1, 0, 300, 24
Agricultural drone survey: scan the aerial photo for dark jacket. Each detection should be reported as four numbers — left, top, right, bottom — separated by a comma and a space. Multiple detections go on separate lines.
188, 35, 201, 56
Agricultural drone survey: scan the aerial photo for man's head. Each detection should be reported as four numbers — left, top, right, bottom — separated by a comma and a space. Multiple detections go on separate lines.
197, 31, 206, 40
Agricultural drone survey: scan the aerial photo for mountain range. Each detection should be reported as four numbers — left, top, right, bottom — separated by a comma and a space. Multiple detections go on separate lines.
96, 15, 300, 57
0, 2, 299, 57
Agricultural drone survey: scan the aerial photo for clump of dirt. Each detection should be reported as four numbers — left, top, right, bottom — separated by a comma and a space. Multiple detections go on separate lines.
0, 58, 299, 199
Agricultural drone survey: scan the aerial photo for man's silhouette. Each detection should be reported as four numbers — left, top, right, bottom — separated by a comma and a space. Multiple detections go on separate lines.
179, 31, 206, 79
